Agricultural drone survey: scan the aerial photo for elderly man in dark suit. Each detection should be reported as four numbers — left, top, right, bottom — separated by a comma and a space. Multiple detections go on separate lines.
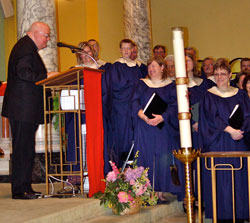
1, 21, 56, 199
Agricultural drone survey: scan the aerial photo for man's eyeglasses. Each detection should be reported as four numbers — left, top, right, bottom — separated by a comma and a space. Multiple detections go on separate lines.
38, 31, 50, 38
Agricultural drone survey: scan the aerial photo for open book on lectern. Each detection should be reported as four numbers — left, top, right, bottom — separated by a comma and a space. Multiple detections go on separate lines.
143, 92, 168, 129
228, 104, 244, 129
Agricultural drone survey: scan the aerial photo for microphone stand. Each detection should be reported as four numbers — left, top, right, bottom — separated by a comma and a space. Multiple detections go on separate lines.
72, 49, 99, 68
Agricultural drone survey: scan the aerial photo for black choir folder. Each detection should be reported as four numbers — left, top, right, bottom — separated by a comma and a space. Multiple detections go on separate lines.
143, 92, 168, 129
228, 104, 244, 129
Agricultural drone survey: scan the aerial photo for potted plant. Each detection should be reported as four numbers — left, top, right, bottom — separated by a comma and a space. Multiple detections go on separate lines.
98, 151, 158, 215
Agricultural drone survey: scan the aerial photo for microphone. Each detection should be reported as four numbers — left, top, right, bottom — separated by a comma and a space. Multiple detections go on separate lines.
57, 42, 98, 67
57, 42, 82, 51
75, 51, 99, 67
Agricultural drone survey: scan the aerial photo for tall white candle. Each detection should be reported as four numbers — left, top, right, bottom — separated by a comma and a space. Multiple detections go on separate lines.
172, 28, 192, 149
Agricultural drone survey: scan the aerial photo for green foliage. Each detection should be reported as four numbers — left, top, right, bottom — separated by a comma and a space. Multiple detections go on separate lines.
52, 95, 64, 131
98, 151, 158, 215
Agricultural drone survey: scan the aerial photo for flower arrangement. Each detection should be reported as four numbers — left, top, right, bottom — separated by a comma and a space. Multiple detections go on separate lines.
99, 151, 158, 215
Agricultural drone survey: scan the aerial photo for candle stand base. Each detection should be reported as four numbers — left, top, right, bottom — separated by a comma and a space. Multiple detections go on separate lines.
173, 147, 200, 223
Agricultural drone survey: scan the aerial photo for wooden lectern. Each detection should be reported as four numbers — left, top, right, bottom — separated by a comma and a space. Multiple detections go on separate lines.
36, 67, 106, 196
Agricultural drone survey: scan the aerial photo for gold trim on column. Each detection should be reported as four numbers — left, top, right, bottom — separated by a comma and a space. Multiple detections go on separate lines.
176, 77, 189, 85
178, 112, 191, 120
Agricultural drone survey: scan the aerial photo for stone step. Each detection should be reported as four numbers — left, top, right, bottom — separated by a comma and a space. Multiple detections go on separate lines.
157, 212, 187, 223
73, 196, 183, 223
0, 183, 105, 223
0, 183, 187, 223
0, 155, 10, 175
26, 198, 108, 223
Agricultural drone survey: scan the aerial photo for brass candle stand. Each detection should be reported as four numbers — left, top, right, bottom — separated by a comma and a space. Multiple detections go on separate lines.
172, 27, 200, 222
173, 147, 200, 223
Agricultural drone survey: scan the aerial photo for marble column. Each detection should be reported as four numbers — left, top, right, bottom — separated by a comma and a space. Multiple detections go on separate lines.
16, 0, 59, 153
123, 0, 152, 64
17, 0, 58, 72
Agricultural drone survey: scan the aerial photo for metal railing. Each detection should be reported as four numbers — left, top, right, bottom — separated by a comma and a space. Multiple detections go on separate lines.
197, 151, 250, 223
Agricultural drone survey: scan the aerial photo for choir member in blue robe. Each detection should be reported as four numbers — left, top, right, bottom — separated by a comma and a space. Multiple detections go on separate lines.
176, 53, 205, 208
199, 59, 250, 221
168, 54, 215, 206
183, 54, 216, 210
230, 72, 247, 89
185, 53, 204, 149
65, 41, 99, 184
86, 40, 113, 174
200, 57, 215, 79
185, 53, 216, 147
130, 42, 147, 78
87, 39, 106, 67
131, 56, 182, 203
136, 61, 147, 78
106, 39, 143, 168
242, 75, 250, 146
67, 41, 113, 177
100, 62, 114, 174
165, 55, 176, 82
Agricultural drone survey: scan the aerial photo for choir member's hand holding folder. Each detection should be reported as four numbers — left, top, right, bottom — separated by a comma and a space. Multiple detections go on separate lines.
228, 104, 244, 129
143, 92, 168, 129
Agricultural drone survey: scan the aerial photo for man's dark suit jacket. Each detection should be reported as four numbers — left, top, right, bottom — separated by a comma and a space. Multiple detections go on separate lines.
2, 35, 47, 124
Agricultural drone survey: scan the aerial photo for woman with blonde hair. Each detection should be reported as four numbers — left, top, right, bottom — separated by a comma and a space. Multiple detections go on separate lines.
75, 41, 98, 69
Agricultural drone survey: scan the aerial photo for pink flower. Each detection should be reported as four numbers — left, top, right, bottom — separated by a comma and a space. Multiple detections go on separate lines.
118, 192, 129, 203
128, 194, 134, 202
106, 171, 117, 182
130, 198, 137, 207
130, 179, 136, 185
135, 185, 147, 196
145, 178, 151, 187
109, 161, 119, 174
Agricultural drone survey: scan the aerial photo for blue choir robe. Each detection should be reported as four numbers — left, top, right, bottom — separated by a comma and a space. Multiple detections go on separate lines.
65, 63, 100, 173
136, 60, 147, 78
131, 78, 184, 194
189, 77, 217, 148
154, 77, 216, 200
199, 87, 250, 220
100, 62, 114, 174
106, 58, 143, 168
189, 76, 216, 104
188, 77, 204, 150
186, 77, 216, 200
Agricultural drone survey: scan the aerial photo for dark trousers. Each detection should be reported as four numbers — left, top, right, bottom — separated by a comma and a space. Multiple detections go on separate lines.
10, 120, 38, 194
